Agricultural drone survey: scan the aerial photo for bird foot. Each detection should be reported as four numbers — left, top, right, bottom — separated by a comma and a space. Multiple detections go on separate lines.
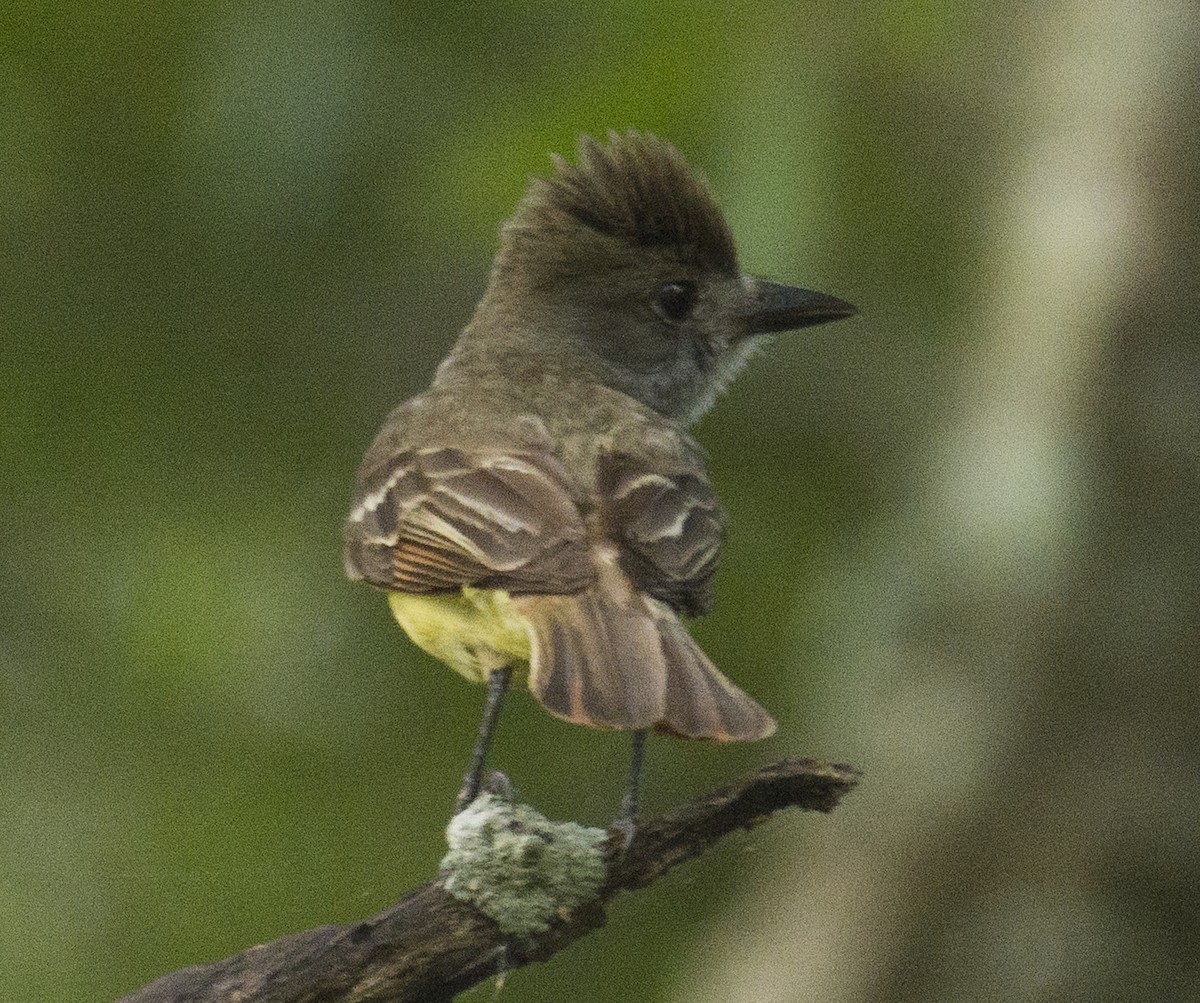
454, 768, 515, 814
606, 814, 638, 854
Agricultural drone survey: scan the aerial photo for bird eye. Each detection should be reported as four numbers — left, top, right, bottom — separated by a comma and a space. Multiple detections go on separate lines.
652, 281, 698, 323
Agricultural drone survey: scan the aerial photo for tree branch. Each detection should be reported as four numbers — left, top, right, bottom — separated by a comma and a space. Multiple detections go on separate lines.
119, 758, 860, 1003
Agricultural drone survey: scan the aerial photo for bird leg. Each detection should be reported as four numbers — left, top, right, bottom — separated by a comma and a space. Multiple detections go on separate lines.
618, 728, 648, 825
455, 666, 512, 813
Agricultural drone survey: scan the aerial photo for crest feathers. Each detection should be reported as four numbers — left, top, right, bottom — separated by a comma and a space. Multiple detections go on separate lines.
512, 130, 738, 274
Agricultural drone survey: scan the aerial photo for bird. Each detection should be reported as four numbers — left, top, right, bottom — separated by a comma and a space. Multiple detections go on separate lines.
343, 130, 855, 820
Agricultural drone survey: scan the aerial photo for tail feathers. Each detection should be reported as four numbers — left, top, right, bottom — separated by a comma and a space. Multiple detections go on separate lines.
655, 614, 776, 741
516, 588, 664, 730
515, 579, 774, 742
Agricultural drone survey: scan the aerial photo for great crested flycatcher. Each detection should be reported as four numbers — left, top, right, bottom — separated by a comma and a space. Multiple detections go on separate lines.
344, 130, 855, 816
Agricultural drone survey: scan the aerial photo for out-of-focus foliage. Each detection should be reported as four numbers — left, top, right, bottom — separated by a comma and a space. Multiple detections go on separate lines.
3, 3, 1197, 1001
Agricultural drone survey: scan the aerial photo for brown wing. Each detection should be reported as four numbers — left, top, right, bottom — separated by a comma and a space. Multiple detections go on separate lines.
344, 446, 592, 595
595, 451, 725, 617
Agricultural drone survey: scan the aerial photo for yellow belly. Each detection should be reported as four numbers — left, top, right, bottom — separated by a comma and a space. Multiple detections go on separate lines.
387, 587, 532, 683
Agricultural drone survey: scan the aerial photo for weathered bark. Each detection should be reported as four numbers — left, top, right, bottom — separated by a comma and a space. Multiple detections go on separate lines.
119, 758, 860, 1003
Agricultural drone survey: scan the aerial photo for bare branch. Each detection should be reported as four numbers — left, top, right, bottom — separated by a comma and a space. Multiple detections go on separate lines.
119, 758, 860, 1003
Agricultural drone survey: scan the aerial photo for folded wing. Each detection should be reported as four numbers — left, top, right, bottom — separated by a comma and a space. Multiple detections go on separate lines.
344, 437, 773, 741
344, 446, 592, 595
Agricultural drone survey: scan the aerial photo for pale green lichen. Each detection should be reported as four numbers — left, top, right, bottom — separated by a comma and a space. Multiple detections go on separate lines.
440, 793, 609, 937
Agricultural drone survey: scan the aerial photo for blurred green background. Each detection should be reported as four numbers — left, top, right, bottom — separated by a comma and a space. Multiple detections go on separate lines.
4, 3, 1198, 1001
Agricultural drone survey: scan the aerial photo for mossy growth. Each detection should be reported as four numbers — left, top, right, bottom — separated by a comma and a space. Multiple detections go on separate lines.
440, 793, 609, 937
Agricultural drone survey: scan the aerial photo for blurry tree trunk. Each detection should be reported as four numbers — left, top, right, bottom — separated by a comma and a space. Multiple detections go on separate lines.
687, 3, 1200, 1000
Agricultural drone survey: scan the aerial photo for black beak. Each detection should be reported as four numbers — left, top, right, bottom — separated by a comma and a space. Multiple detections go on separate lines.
743, 278, 857, 335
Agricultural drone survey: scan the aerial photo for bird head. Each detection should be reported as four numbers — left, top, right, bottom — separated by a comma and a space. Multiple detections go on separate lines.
473, 130, 856, 424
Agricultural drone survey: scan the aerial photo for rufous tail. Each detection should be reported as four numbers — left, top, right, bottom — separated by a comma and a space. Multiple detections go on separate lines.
514, 568, 774, 742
